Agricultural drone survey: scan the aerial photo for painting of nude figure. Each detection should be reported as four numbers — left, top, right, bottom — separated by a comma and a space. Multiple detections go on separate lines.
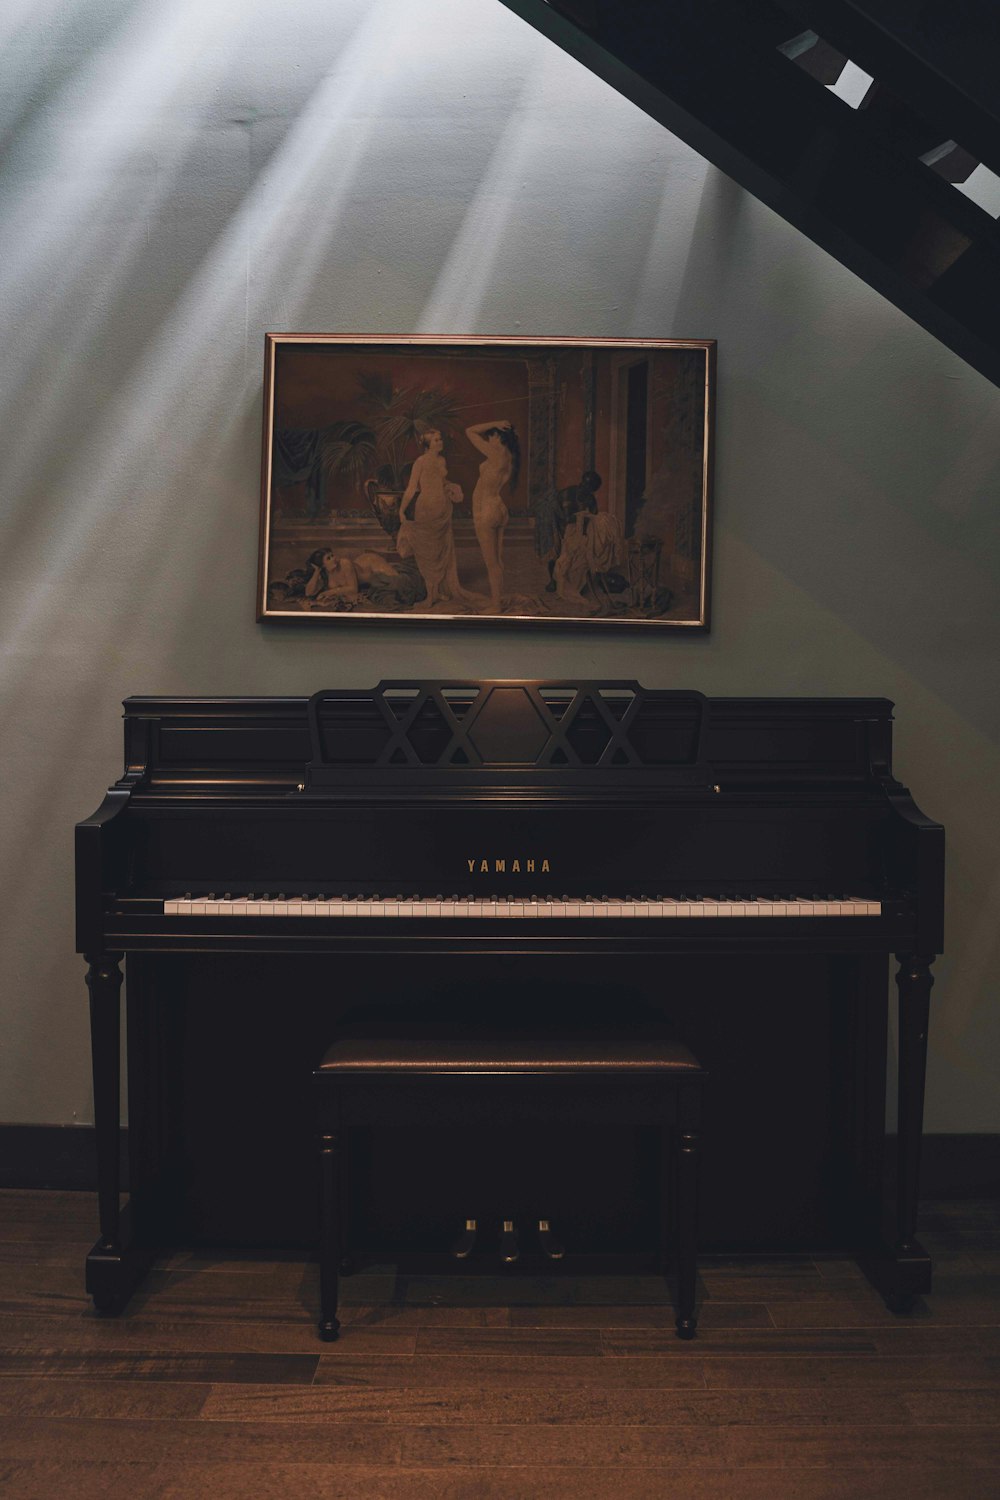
257, 335, 715, 629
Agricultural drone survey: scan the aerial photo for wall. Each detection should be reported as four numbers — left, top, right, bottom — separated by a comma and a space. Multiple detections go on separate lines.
1, 0, 998, 1132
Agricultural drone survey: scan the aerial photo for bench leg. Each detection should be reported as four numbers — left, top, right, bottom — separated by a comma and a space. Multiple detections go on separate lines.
674, 1081, 702, 1340
318, 1127, 342, 1341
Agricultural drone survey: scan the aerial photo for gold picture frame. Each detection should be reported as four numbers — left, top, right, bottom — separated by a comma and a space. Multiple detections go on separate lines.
258, 334, 715, 629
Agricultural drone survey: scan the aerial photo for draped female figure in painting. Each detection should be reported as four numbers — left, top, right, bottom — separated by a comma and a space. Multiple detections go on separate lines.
397, 428, 470, 609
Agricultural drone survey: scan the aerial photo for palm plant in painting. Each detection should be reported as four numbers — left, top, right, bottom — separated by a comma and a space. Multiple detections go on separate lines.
320, 372, 460, 535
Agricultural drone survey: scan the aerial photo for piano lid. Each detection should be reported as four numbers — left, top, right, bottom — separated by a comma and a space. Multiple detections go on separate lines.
118, 684, 897, 798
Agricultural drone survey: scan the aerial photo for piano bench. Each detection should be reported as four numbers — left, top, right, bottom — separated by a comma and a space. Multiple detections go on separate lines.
313, 1036, 706, 1343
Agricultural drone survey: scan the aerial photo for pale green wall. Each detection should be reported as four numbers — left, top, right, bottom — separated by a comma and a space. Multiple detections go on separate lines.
1, 0, 998, 1130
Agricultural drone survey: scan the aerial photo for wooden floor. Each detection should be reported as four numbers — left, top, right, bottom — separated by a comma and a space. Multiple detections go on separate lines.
1, 1193, 998, 1498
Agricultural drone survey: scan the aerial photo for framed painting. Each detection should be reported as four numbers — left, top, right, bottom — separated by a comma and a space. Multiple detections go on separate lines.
257, 335, 715, 628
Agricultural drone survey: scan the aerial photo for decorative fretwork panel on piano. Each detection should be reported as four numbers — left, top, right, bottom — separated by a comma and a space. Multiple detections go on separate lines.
307, 681, 709, 779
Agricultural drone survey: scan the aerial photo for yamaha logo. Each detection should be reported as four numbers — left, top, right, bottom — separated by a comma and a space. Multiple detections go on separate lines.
467, 858, 551, 875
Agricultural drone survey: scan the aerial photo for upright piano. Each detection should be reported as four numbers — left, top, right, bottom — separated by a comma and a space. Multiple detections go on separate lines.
76, 680, 943, 1312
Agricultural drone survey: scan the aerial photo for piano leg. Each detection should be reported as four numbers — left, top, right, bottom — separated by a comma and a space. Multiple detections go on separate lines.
860, 953, 935, 1311
84, 953, 154, 1313
889, 953, 935, 1309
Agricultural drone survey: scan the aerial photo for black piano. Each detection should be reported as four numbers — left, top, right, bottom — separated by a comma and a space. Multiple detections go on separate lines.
76, 680, 943, 1313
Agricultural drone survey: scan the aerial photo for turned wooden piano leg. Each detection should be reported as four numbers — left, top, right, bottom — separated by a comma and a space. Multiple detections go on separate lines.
86, 953, 124, 1262
84, 953, 156, 1313
319, 1125, 342, 1341
85, 951, 147, 1313
886, 953, 934, 1308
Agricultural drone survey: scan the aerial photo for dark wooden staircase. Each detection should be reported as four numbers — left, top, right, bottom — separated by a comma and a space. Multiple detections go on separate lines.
499, 1, 1000, 387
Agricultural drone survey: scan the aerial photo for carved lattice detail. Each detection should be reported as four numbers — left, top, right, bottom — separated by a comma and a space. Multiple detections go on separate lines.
308, 681, 709, 772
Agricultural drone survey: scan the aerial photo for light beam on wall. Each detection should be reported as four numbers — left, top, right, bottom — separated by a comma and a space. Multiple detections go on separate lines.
0, 0, 447, 676
0, 0, 244, 503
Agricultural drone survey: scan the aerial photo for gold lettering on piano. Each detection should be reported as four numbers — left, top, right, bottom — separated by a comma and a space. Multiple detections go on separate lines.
466, 857, 552, 875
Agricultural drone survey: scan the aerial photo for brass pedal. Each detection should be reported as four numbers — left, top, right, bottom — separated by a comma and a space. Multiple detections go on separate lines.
451, 1218, 478, 1260
499, 1219, 520, 1265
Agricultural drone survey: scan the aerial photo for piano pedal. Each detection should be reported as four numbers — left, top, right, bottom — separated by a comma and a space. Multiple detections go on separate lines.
451, 1218, 478, 1261
499, 1220, 520, 1265
537, 1218, 565, 1261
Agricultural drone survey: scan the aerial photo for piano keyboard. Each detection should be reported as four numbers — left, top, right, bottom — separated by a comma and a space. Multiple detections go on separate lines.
163, 895, 882, 919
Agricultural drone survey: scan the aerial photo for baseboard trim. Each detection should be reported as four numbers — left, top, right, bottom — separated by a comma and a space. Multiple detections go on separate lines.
2, 1125, 998, 1197
0, 1125, 129, 1190
889, 1133, 1000, 1200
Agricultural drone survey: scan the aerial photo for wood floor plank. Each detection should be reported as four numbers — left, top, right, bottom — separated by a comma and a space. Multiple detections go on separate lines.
769, 1286, 1000, 1330
507, 1303, 772, 1329
396, 1421, 1000, 1468
902, 1388, 1000, 1424
314, 1354, 710, 1389
0, 1191, 97, 1243
2, 1461, 989, 1500
200, 1383, 916, 1426
868, 1325, 1000, 1354
147, 1463, 999, 1500
0, 1350, 319, 1384
0, 1312, 414, 1356
414, 1327, 603, 1356
7, 1416, 995, 1475
398, 1274, 643, 1308
0, 1262, 93, 1316
601, 1328, 878, 1356
0, 1376, 208, 1419
692, 1254, 817, 1275
922, 1229, 1000, 1255
338, 1305, 511, 1328
0, 1240, 93, 1268
703, 1355, 1000, 1388
0, 1462, 167, 1500
155, 1248, 315, 1272
139, 1267, 315, 1302
0, 1416, 403, 1465
698, 1274, 835, 1301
